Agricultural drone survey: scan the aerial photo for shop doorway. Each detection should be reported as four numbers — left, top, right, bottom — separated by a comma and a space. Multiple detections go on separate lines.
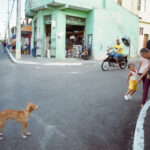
66, 25, 85, 58
45, 24, 51, 57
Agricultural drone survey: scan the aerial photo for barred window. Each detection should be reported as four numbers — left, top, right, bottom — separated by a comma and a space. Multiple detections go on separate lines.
117, 0, 122, 6
137, 0, 146, 11
139, 27, 143, 35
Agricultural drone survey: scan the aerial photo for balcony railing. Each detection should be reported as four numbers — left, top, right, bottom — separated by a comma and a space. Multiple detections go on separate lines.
26, 0, 44, 9
25, 0, 101, 17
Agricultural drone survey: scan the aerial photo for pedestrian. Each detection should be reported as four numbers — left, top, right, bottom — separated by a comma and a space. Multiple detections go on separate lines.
139, 48, 150, 107
146, 40, 150, 49
138, 56, 149, 87
3, 41, 6, 53
124, 63, 138, 101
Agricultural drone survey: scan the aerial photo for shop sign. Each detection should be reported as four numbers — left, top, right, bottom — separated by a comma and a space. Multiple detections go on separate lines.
44, 15, 51, 24
66, 16, 85, 26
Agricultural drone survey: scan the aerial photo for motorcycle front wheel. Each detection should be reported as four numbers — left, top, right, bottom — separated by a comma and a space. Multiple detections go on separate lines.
119, 60, 127, 69
101, 60, 110, 71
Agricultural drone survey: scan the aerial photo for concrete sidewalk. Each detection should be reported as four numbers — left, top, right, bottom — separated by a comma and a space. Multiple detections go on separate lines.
6, 47, 140, 66
7, 48, 101, 66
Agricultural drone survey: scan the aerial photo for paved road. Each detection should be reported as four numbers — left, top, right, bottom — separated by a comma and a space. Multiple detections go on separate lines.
0, 45, 142, 150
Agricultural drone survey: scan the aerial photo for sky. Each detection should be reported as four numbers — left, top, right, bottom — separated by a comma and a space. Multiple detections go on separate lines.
0, 0, 26, 39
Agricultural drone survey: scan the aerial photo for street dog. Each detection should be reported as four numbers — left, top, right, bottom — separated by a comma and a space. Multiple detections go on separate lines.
0, 103, 38, 140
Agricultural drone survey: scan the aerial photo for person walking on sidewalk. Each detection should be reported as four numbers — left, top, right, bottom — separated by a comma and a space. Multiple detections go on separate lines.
139, 48, 150, 107
124, 63, 138, 101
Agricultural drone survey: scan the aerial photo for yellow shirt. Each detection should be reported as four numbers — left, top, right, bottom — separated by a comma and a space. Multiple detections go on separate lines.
113, 44, 123, 54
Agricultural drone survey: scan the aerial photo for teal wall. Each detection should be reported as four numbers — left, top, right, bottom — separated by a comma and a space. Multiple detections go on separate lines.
85, 10, 94, 57
91, 1, 139, 59
51, 10, 66, 59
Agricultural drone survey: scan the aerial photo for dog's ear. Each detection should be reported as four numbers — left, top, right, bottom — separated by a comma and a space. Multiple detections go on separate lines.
26, 103, 38, 112
29, 105, 34, 112
27, 103, 34, 112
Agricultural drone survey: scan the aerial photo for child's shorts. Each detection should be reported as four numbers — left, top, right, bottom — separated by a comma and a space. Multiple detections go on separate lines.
128, 80, 138, 91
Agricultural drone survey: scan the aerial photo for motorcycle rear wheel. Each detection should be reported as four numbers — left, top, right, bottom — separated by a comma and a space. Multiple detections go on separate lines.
119, 60, 127, 69
101, 60, 110, 71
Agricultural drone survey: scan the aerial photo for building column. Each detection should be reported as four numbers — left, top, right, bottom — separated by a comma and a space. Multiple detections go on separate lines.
51, 10, 66, 59
36, 10, 45, 57
31, 20, 35, 50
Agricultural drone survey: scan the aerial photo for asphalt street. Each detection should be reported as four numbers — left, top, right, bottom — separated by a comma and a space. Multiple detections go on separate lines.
0, 45, 143, 150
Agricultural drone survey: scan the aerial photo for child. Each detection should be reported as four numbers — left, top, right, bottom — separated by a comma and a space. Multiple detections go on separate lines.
124, 63, 138, 101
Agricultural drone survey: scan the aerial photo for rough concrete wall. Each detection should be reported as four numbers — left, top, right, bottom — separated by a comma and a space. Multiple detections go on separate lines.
55, 11, 66, 59
36, 10, 45, 57
85, 10, 94, 58
92, 1, 139, 60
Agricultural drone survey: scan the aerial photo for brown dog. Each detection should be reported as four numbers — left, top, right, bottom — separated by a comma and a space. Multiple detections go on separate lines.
0, 103, 38, 140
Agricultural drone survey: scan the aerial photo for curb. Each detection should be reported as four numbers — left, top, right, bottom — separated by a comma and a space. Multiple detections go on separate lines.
6, 47, 139, 66
6, 48, 83, 66
133, 100, 150, 150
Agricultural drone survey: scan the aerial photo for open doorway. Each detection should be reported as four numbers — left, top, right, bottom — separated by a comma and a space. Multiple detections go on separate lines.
66, 25, 85, 58
45, 24, 51, 57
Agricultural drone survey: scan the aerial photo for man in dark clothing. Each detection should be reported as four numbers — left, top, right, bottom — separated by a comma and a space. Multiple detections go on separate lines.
146, 40, 150, 49
3, 41, 7, 53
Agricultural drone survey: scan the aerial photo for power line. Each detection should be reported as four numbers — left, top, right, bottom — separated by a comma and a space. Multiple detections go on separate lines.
9, 0, 15, 21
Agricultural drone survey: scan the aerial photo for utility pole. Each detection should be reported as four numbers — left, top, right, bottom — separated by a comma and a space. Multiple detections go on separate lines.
16, 0, 21, 59
7, 0, 10, 47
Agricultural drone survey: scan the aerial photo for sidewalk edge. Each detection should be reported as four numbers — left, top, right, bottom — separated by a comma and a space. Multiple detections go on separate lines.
6, 48, 83, 66
133, 100, 150, 150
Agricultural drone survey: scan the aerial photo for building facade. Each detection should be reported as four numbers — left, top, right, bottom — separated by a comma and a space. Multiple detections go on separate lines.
25, 0, 139, 59
113, 0, 150, 52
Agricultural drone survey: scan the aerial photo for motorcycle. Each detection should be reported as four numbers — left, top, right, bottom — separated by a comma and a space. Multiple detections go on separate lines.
101, 50, 128, 71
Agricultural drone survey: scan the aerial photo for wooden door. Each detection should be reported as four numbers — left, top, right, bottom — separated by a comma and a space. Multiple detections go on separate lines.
143, 34, 149, 48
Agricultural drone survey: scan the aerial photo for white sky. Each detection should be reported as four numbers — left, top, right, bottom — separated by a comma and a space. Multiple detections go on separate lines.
0, 0, 26, 39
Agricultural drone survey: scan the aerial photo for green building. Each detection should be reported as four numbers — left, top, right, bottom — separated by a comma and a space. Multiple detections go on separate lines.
25, 0, 139, 59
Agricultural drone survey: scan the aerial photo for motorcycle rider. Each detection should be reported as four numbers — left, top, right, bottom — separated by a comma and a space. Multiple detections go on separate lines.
108, 39, 124, 67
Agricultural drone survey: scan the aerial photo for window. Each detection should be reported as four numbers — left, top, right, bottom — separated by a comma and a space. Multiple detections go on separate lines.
139, 27, 143, 35
137, 0, 146, 11
117, 0, 122, 6
137, 0, 141, 11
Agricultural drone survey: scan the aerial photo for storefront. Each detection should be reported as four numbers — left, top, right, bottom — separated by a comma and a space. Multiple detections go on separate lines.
26, 0, 139, 60
31, 10, 89, 59
21, 26, 32, 54
66, 16, 86, 58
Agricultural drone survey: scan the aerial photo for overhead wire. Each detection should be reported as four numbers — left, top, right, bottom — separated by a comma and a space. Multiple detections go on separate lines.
9, 0, 15, 21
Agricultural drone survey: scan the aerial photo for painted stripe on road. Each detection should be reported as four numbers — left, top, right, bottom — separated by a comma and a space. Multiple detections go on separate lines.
133, 100, 150, 150
69, 72, 79, 74
31, 113, 67, 150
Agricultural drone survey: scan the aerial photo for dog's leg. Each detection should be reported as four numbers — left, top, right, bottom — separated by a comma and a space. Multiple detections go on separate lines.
0, 119, 6, 140
0, 133, 3, 136
22, 122, 27, 139
25, 122, 31, 136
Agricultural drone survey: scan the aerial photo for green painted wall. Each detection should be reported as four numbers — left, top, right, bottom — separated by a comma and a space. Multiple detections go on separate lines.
35, 10, 45, 57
